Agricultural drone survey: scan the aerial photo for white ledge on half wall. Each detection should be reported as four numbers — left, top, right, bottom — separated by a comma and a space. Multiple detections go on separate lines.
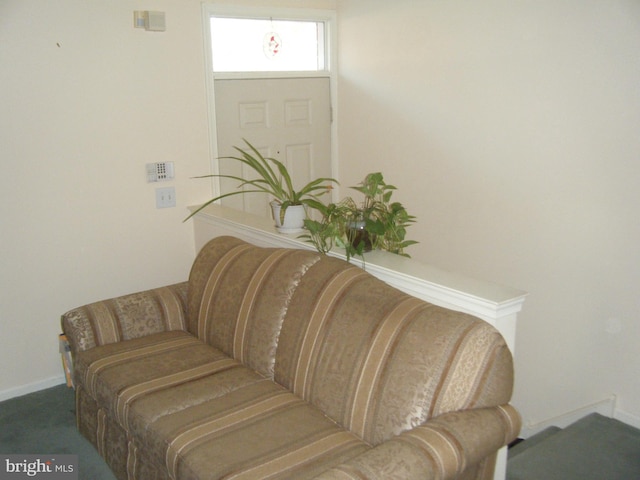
190, 204, 528, 353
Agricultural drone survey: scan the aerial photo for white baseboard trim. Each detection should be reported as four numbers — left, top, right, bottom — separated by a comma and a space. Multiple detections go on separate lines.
0, 375, 67, 403
615, 409, 640, 430
520, 395, 617, 438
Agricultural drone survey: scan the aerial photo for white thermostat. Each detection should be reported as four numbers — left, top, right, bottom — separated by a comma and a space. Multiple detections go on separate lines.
146, 162, 174, 182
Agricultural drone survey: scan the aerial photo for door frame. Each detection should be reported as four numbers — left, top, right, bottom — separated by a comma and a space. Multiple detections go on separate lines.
200, 4, 339, 203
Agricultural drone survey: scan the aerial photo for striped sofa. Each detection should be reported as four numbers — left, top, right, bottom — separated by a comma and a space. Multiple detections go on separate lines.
61, 236, 520, 480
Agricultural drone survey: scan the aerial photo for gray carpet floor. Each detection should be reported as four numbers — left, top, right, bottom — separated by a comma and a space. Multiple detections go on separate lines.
508, 412, 640, 480
0, 385, 115, 479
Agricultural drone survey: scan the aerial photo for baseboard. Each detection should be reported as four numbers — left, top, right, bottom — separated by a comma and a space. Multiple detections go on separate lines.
615, 409, 640, 430
520, 395, 617, 438
0, 375, 67, 403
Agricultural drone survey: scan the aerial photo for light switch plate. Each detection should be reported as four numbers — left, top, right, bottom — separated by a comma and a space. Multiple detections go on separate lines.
156, 187, 176, 208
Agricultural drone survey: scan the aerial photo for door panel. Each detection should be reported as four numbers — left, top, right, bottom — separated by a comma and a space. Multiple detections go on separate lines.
214, 77, 331, 218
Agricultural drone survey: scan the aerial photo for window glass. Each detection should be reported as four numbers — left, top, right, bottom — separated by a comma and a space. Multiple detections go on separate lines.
210, 17, 325, 72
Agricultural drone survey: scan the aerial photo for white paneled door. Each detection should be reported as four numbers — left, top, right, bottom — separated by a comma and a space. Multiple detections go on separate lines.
213, 77, 332, 218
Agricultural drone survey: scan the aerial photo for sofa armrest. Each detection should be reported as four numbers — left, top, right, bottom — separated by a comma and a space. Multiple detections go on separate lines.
313, 404, 521, 480
61, 282, 188, 353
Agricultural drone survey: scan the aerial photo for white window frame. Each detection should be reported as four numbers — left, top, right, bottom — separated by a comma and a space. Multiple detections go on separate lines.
209, 17, 327, 76
200, 4, 338, 201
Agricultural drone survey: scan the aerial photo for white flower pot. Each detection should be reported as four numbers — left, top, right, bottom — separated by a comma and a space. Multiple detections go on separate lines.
271, 202, 306, 234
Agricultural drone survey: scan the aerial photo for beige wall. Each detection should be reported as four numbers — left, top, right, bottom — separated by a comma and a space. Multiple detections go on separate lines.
0, 0, 214, 397
0, 0, 333, 399
336, 0, 640, 428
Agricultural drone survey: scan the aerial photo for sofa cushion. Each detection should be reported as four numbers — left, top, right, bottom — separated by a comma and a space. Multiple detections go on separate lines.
134, 380, 369, 479
74, 330, 262, 422
75, 330, 370, 479
275, 255, 514, 446
186, 236, 322, 378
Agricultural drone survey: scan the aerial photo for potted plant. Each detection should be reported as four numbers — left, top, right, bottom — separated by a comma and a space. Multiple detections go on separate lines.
300, 200, 354, 255
185, 139, 338, 232
301, 172, 417, 260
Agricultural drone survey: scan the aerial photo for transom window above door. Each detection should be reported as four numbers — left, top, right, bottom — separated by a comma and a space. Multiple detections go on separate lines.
210, 17, 327, 73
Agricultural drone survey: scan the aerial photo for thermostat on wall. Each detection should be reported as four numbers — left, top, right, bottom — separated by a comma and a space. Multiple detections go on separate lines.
146, 162, 174, 182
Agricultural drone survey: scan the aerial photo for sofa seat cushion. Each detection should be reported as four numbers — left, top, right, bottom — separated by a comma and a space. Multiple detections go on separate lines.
75, 330, 370, 479
74, 330, 262, 425
133, 380, 370, 480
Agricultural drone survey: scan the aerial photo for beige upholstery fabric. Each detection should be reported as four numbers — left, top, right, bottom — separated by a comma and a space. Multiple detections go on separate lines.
63, 282, 188, 352
61, 236, 520, 480
72, 330, 368, 479
314, 406, 521, 480
186, 236, 321, 378
274, 256, 514, 445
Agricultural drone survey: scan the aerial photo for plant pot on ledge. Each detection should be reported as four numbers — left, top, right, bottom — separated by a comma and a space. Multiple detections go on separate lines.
184, 139, 337, 233
300, 172, 417, 261
347, 218, 374, 252
271, 202, 306, 234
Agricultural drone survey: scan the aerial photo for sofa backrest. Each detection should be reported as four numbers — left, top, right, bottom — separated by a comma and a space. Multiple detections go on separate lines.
187, 236, 321, 378
273, 254, 514, 446
189, 237, 514, 446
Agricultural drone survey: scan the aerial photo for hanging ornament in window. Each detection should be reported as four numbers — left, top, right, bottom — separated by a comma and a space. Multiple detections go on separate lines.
263, 31, 282, 59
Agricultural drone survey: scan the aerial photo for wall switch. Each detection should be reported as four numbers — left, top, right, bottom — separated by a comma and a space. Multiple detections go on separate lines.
156, 187, 176, 208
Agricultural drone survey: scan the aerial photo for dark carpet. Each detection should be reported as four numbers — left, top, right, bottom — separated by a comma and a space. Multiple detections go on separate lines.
508, 412, 640, 480
0, 384, 115, 479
